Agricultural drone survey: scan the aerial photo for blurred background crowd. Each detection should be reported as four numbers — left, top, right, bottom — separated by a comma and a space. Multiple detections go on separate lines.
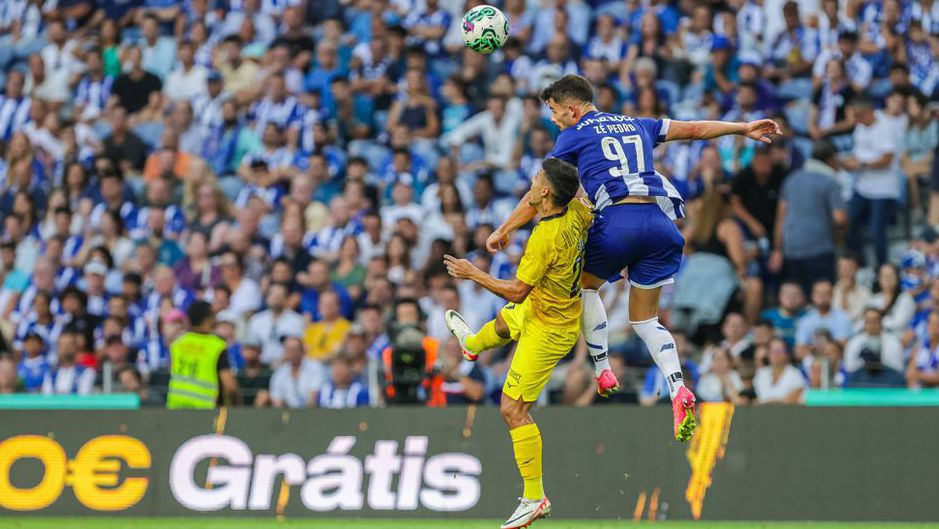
1, 0, 938, 408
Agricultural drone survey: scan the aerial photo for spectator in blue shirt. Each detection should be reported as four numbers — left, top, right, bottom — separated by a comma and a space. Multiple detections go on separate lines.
327, 76, 374, 142
299, 259, 354, 321
315, 354, 370, 408
795, 280, 853, 360
305, 39, 344, 112
17, 332, 51, 392
761, 281, 807, 350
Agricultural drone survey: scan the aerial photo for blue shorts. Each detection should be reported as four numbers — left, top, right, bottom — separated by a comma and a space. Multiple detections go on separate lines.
584, 203, 685, 288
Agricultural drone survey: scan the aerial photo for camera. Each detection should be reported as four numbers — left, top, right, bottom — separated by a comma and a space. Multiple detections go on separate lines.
386, 325, 428, 405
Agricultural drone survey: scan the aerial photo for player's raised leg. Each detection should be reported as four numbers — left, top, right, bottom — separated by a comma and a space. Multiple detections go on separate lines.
445, 310, 511, 361
629, 284, 696, 442
500, 393, 551, 529
581, 272, 620, 396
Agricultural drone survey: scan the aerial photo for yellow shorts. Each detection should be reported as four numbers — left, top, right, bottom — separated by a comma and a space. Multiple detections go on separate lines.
500, 300, 580, 402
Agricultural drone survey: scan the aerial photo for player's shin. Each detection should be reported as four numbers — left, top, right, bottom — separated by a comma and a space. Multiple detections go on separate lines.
510, 423, 544, 500
581, 289, 611, 376
465, 320, 511, 353
631, 317, 684, 399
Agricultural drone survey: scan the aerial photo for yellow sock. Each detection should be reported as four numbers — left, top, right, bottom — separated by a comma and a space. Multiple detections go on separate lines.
510, 423, 544, 500
464, 320, 510, 354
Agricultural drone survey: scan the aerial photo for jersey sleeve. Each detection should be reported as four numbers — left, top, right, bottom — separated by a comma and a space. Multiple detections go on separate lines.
516, 229, 551, 287
217, 350, 231, 372
635, 117, 671, 147
548, 129, 578, 165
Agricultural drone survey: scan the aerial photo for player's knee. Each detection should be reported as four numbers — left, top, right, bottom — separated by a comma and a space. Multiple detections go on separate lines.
500, 398, 526, 427
581, 273, 604, 289
494, 313, 511, 338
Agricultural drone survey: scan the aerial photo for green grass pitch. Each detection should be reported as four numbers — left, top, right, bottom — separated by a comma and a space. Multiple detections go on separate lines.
3, 519, 939, 529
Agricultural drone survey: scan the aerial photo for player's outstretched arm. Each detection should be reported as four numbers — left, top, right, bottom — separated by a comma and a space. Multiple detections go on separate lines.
666, 119, 782, 144
486, 191, 538, 253
444, 254, 534, 303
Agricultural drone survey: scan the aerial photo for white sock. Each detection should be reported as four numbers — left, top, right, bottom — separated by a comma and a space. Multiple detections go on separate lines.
631, 317, 684, 400
581, 289, 611, 377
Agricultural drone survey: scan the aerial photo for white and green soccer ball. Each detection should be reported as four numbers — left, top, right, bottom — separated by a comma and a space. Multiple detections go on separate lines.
461, 5, 510, 54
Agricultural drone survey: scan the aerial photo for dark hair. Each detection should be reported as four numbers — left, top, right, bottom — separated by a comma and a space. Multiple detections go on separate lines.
839, 251, 862, 265
542, 158, 580, 207
445, 75, 467, 97
61, 285, 87, 307
874, 262, 901, 314
360, 303, 382, 314
220, 250, 244, 271
272, 256, 292, 268
394, 297, 424, 321
811, 137, 838, 163
838, 30, 859, 42
539, 75, 595, 104
597, 83, 617, 96
187, 300, 214, 327
106, 209, 127, 234
110, 293, 127, 304
99, 168, 123, 182
91, 245, 115, 269
34, 289, 52, 305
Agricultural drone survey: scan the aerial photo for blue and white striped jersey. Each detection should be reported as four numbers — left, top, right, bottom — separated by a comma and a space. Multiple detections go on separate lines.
549, 111, 685, 219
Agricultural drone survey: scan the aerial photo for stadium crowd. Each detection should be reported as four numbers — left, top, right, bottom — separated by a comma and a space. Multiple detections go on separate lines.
1, 0, 938, 408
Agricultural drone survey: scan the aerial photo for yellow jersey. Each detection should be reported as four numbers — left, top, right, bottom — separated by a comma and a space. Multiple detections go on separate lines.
303, 318, 351, 360
515, 198, 592, 328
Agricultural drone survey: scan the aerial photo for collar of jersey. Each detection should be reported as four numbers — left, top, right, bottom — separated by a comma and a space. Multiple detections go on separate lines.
541, 206, 568, 222
578, 110, 599, 123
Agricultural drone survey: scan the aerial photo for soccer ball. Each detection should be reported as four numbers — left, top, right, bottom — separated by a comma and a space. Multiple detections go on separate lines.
461, 5, 510, 54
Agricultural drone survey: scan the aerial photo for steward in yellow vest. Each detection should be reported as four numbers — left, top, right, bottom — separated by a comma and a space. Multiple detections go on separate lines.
167, 301, 238, 409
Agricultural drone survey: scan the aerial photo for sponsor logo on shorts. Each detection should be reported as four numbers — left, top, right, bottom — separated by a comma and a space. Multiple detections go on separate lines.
508, 370, 522, 384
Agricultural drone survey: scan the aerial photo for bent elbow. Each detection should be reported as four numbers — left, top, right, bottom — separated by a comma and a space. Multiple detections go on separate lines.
508, 290, 528, 304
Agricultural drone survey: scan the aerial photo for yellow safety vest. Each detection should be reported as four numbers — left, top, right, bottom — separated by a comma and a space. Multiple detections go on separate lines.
167, 331, 226, 409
